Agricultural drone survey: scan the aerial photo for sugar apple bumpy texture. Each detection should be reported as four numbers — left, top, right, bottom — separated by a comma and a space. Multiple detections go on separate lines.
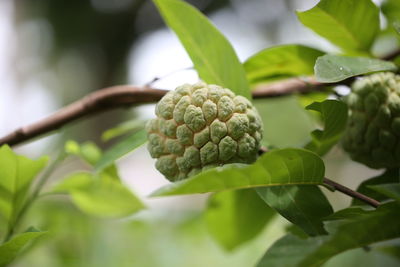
145, 82, 263, 181
342, 72, 400, 169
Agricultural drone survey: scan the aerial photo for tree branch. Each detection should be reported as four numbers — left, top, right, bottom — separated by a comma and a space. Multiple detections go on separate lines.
0, 77, 332, 147
323, 177, 380, 208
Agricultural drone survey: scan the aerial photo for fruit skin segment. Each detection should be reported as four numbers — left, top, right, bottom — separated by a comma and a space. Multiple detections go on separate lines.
146, 82, 263, 181
342, 72, 400, 169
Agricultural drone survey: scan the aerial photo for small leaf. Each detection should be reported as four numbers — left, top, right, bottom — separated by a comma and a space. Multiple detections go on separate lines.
352, 169, 400, 206
257, 202, 400, 267
315, 55, 397, 83
205, 189, 276, 250
0, 227, 44, 266
305, 100, 348, 156
368, 183, 400, 202
257, 185, 333, 236
0, 145, 48, 229
95, 129, 147, 172
153, 0, 251, 99
297, 0, 379, 53
150, 148, 325, 197
64, 140, 119, 179
244, 44, 324, 85
52, 172, 145, 218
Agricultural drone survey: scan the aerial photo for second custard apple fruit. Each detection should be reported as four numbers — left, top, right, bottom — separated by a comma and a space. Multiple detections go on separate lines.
342, 72, 400, 169
146, 82, 263, 181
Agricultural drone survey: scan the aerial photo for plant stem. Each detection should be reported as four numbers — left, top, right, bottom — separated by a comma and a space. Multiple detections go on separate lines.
323, 177, 380, 208
3, 151, 66, 242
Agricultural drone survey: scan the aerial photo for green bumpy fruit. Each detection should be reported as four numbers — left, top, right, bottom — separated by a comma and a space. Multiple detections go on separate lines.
146, 82, 263, 181
342, 72, 400, 169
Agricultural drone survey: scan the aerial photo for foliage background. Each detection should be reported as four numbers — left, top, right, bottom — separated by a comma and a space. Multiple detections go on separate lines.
0, 0, 398, 266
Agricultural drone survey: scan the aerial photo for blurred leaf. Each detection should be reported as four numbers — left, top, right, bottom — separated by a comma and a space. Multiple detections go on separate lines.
369, 183, 400, 202
52, 172, 93, 193
297, 0, 379, 53
382, 0, 400, 26
65, 140, 101, 165
315, 55, 397, 82
394, 22, 400, 36
0, 227, 44, 266
95, 129, 147, 172
254, 97, 316, 148
244, 45, 324, 85
64, 140, 119, 179
257, 202, 400, 267
151, 148, 325, 197
0, 145, 48, 228
153, 0, 251, 99
52, 172, 145, 218
305, 100, 348, 156
102, 120, 145, 142
352, 169, 399, 206
205, 189, 276, 251
257, 185, 333, 236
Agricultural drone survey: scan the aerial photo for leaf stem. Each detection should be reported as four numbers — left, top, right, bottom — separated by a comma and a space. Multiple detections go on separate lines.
323, 177, 380, 208
3, 151, 66, 242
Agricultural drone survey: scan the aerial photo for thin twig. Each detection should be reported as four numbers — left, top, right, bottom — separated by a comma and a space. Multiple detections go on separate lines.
323, 177, 380, 208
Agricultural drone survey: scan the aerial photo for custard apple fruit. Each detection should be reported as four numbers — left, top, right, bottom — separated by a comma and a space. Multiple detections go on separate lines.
342, 72, 400, 169
146, 82, 263, 181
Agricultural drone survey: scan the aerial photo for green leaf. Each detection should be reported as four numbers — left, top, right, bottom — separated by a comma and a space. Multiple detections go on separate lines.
352, 169, 399, 206
297, 0, 379, 53
0, 145, 48, 228
64, 140, 119, 179
0, 227, 44, 266
94, 129, 147, 172
382, 0, 400, 26
305, 100, 348, 156
257, 185, 333, 236
205, 189, 276, 251
102, 120, 145, 142
315, 55, 398, 83
150, 148, 325, 197
244, 45, 324, 85
65, 140, 101, 165
257, 202, 400, 267
52, 172, 145, 218
369, 183, 400, 202
153, 0, 250, 99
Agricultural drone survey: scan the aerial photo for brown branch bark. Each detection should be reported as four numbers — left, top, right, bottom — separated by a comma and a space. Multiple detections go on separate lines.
0, 77, 332, 147
323, 178, 380, 208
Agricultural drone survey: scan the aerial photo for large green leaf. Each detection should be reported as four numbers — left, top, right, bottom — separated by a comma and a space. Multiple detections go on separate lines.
352, 169, 399, 206
297, 0, 379, 53
305, 100, 348, 156
244, 45, 324, 85
369, 183, 400, 202
257, 185, 333, 236
0, 145, 48, 228
52, 172, 145, 218
315, 55, 397, 83
205, 189, 276, 251
94, 129, 147, 172
150, 148, 325, 197
257, 202, 400, 267
0, 227, 44, 267
153, 0, 250, 99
